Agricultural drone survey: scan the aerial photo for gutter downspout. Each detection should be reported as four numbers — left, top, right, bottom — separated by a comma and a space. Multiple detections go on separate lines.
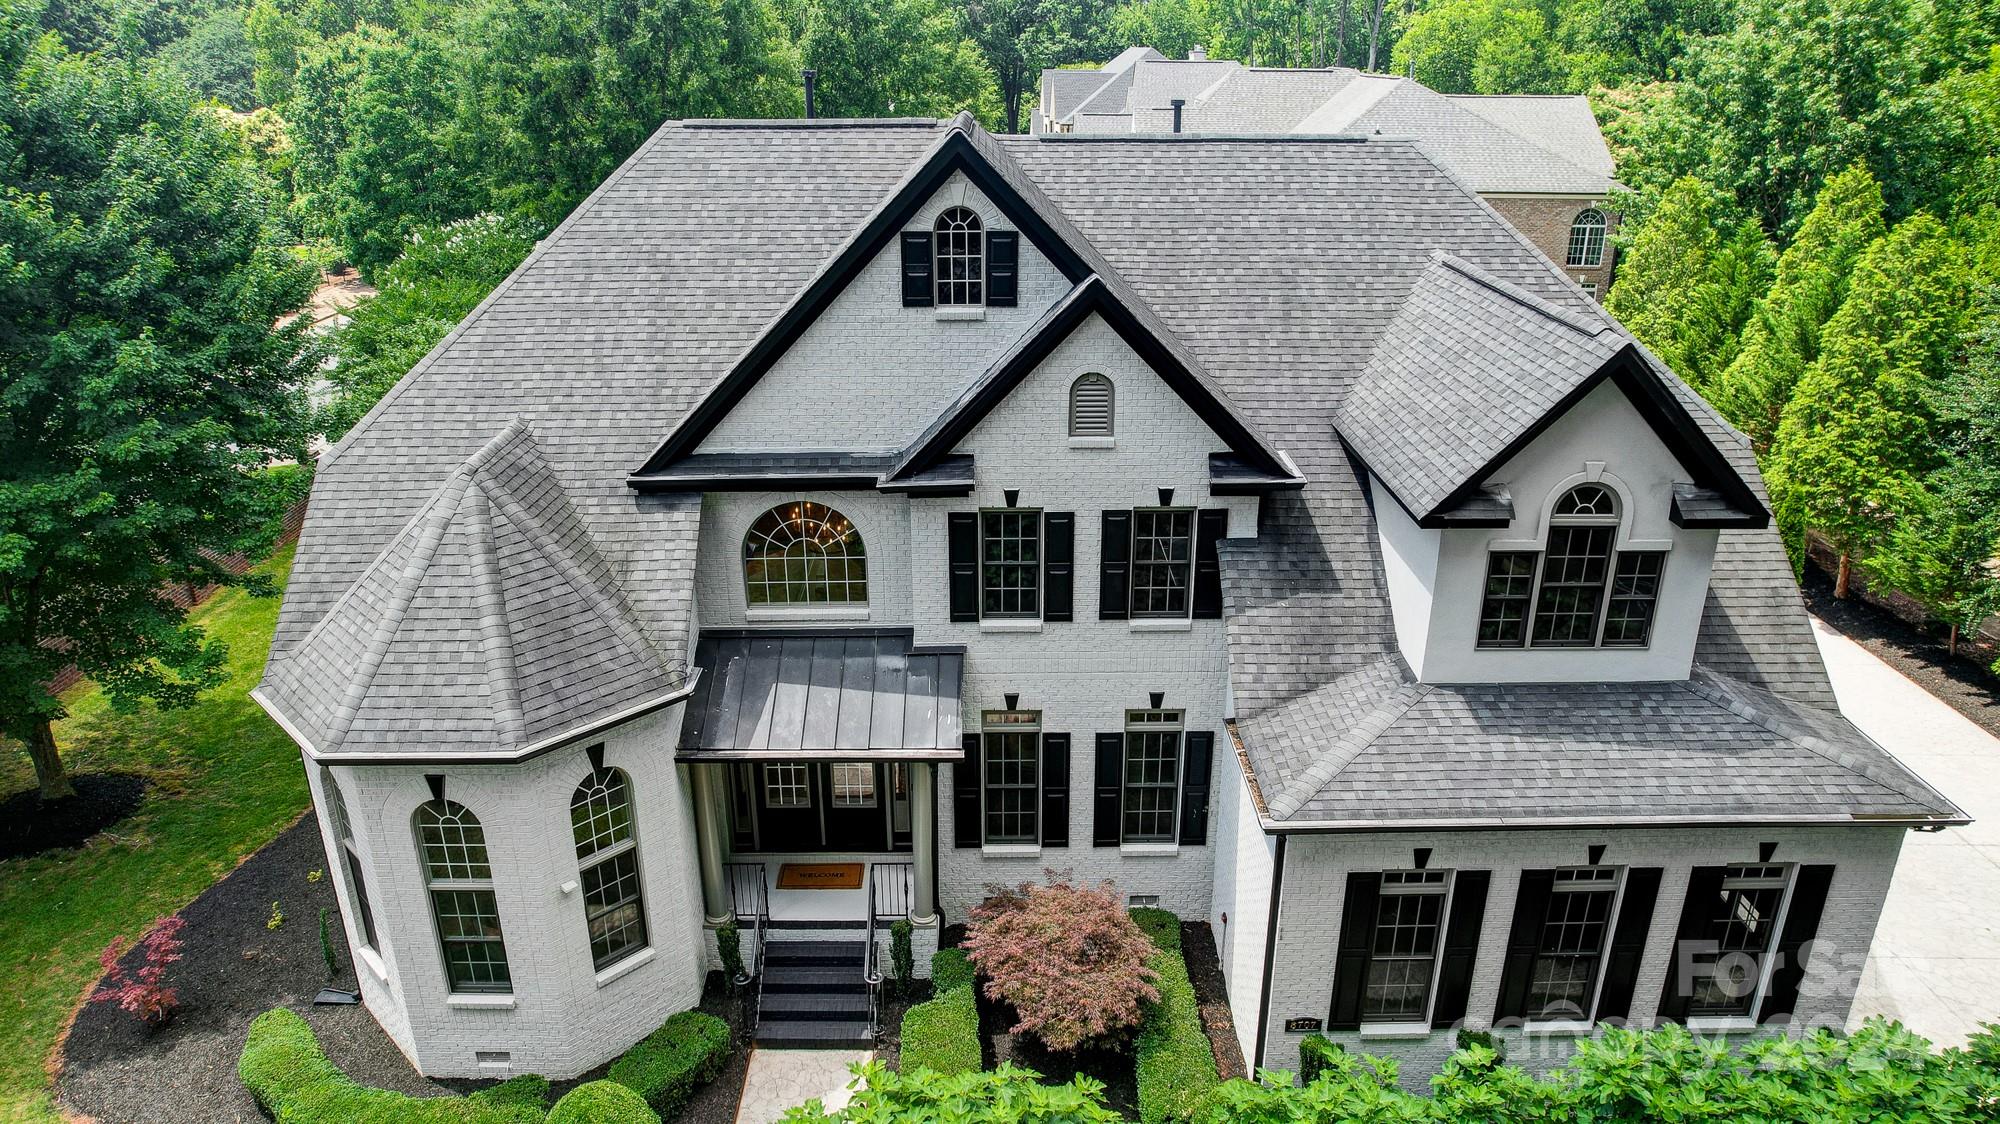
1252, 834, 1287, 1072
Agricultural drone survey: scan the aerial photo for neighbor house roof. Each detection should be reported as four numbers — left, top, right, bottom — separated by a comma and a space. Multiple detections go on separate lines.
1449, 93, 1615, 176
258, 114, 1949, 825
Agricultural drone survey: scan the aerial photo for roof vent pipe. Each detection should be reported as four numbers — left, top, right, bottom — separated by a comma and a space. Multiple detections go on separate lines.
1188, 45, 1207, 60
803, 70, 817, 119
1171, 98, 1185, 133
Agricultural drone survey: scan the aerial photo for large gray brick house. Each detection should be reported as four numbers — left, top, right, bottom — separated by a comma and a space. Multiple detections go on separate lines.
254, 113, 1962, 1083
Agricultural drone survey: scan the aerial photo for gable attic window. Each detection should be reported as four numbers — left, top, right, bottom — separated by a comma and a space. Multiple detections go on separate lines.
1475, 484, 1666, 650
1567, 209, 1607, 268
934, 207, 984, 306
743, 501, 867, 606
1070, 374, 1114, 437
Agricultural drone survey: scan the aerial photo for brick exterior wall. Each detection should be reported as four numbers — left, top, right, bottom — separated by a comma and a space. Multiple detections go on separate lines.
1255, 821, 1904, 1086
1481, 195, 1619, 299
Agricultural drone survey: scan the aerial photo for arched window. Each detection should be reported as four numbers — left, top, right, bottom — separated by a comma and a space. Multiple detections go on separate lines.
1531, 485, 1618, 646
743, 501, 868, 605
1476, 483, 1664, 650
571, 767, 648, 969
414, 800, 511, 994
321, 769, 378, 951
1070, 373, 1114, 437
934, 207, 984, 306
1566, 208, 1607, 268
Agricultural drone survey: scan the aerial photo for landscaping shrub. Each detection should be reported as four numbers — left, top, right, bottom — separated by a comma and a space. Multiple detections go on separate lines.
91, 915, 186, 1025
1296, 1033, 1342, 1086
1130, 907, 1181, 953
783, 1061, 1122, 1122
930, 947, 975, 993
237, 1008, 548, 1122
606, 1010, 732, 1119
900, 976, 980, 1076
890, 918, 914, 993
717, 923, 744, 982
1133, 912, 1219, 1124
963, 879, 1160, 1050
548, 1080, 660, 1124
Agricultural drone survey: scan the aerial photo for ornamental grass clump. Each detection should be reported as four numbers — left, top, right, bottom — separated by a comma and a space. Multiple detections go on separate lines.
963, 879, 1160, 1051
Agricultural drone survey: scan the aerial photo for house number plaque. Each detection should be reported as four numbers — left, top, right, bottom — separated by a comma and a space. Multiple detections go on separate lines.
1285, 1017, 1323, 1033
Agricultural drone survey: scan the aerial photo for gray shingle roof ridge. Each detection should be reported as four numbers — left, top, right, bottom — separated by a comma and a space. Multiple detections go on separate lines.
1684, 666, 1964, 817
1262, 656, 1428, 819
1446, 92, 1592, 100
1429, 251, 1616, 340
1373, 81, 1611, 178
465, 481, 528, 745
680, 118, 938, 129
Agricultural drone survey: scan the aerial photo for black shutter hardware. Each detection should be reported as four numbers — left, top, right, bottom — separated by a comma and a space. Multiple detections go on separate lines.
1594, 867, 1662, 1022
1658, 866, 1727, 1022
1432, 871, 1490, 1027
1758, 865, 1835, 1024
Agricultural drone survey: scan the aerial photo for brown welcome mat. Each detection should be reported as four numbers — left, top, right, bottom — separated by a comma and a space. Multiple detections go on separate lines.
776, 862, 865, 890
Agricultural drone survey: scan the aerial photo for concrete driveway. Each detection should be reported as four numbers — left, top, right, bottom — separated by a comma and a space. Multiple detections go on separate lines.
1814, 617, 2000, 1046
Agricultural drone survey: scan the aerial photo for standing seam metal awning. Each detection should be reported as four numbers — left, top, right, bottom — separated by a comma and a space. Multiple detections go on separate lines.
676, 629, 965, 759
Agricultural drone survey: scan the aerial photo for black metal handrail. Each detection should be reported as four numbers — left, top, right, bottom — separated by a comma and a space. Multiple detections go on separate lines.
863, 861, 916, 1036
725, 861, 769, 1030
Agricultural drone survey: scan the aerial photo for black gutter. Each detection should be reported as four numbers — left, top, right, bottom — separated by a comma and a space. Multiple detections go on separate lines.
1252, 833, 1287, 1072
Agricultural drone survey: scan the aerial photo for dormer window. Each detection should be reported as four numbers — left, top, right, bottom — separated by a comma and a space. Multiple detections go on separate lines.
934, 207, 984, 306
1476, 484, 1664, 650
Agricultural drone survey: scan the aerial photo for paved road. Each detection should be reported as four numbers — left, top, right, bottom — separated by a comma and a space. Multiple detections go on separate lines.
1816, 617, 2000, 1046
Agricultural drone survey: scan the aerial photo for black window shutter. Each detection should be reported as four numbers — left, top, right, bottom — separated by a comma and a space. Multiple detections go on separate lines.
953, 734, 982, 848
1043, 512, 1074, 622
1432, 870, 1490, 1028
1092, 733, 1123, 847
1040, 733, 1070, 847
1328, 872, 1382, 1031
1099, 510, 1131, 620
1193, 509, 1228, 619
948, 512, 979, 622
901, 231, 933, 307
1594, 867, 1662, 1023
1177, 731, 1214, 845
1493, 869, 1555, 1022
987, 231, 1019, 306
1758, 864, 1834, 1025
1657, 866, 1727, 1022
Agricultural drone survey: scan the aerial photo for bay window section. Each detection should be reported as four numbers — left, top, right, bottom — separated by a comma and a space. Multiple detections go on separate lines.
1477, 552, 1538, 648
571, 767, 648, 970
1363, 870, 1449, 1022
1601, 552, 1665, 647
415, 800, 512, 994
1122, 709, 1183, 843
981, 710, 1041, 845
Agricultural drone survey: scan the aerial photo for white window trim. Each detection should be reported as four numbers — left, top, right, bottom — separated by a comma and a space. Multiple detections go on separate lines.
1359, 869, 1456, 1028
1068, 436, 1116, 450
356, 945, 389, 981
935, 306, 987, 322
594, 945, 657, 988
1521, 866, 1627, 1027
747, 605, 871, 622
446, 993, 517, 1010
1685, 863, 1797, 1026
1120, 709, 1185, 846
979, 711, 1042, 847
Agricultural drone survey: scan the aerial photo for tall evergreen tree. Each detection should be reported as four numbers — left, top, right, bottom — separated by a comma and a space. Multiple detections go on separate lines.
1606, 178, 1773, 391
960, 0, 1110, 132
0, 15, 318, 799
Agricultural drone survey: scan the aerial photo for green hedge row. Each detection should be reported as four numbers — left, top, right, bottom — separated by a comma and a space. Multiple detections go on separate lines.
606, 1009, 732, 1118
238, 1008, 552, 1123
546, 1080, 657, 1124
1134, 913, 1220, 1124
900, 948, 981, 1076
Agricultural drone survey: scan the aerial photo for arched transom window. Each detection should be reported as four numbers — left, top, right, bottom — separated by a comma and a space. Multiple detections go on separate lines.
934, 207, 984, 306
743, 501, 868, 605
1476, 483, 1665, 650
1070, 373, 1114, 437
414, 800, 511, 993
571, 766, 648, 969
1567, 208, 1607, 268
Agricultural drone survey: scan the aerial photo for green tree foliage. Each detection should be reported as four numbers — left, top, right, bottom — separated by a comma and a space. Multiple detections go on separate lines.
321, 213, 544, 440
1869, 478, 2000, 655
1392, 0, 1566, 94
1207, 0, 1401, 69
794, 0, 1001, 124
1706, 164, 1886, 447
154, 6, 256, 106
1604, 176, 1772, 390
960, 0, 1110, 132
1768, 214, 1969, 587
0, 9, 319, 799
1105, 0, 1217, 61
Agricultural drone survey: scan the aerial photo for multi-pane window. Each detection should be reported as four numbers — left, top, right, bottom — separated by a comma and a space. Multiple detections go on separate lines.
934, 207, 984, 306
1122, 709, 1183, 843
1688, 865, 1790, 1017
571, 767, 647, 969
1363, 870, 1449, 1022
764, 763, 810, 807
415, 800, 511, 993
1477, 552, 1538, 648
1526, 867, 1620, 1021
1532, 524, 1615, 645
743, 501, 867, 606
1567, 208, 1607, 267
981, 510, 1041, 618
1070, 373, 1114, 437
831, 763, 877, 807
1130, 509, 1194, 617
1602, 552, 1665, 647
982, 711, 1040, 844
322, 770, 378, 951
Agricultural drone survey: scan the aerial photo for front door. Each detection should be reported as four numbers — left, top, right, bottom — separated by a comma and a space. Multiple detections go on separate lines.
756, 762, 819, 852
742, 762, 916, 853
823, 763, 884, 851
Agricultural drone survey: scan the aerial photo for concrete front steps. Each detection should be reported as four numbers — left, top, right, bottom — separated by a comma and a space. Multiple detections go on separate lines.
755, 938, 873, 1049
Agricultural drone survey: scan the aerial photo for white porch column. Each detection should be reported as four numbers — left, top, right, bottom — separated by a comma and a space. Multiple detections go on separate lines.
910, 761, 938, 923
690, 763, 731, 924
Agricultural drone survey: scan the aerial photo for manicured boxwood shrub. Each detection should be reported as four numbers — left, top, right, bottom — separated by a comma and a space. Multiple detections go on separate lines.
1133, 912, 1219, 1124
606, 1010, 732, 1119
930, 947, 975, 993
900, 976, 980, 1076
547, 1080, 660, 1124
784, 1061, 1121, 1122
238, 1008, 549, 1123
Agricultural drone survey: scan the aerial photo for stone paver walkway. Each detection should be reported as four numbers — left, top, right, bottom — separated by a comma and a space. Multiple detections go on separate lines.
734, 1047, 871, 1123
1814, 617, 2000, 1046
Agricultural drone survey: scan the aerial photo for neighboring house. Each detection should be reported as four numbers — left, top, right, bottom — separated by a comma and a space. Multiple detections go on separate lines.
254, 113, 1963, 1087
1037, 50, 1622, 298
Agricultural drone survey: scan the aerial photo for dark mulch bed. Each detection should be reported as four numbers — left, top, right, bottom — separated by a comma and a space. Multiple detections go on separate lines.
1180, 921, 1247, 1081
680, 972, 757, 1124
1, 771, 146, 860
60, 816, 755, 1123
1802, 562, 2000, 740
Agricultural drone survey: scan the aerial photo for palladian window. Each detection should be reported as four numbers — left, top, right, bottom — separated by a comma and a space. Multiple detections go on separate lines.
571, 767, 648, 970
1475, 484, 1665, 650
934, 207, 984, 306
1567, 208, 1607, 268
414, 800, 512, 994
743, 501, 867, 606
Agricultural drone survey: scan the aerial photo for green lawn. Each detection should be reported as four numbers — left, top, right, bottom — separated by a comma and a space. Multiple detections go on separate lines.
0, 545, 307, 1124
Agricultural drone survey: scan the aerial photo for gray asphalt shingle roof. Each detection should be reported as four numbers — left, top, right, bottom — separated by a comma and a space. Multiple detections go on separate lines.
257, 115, 1952, 824
1449, 93, 1615, 176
